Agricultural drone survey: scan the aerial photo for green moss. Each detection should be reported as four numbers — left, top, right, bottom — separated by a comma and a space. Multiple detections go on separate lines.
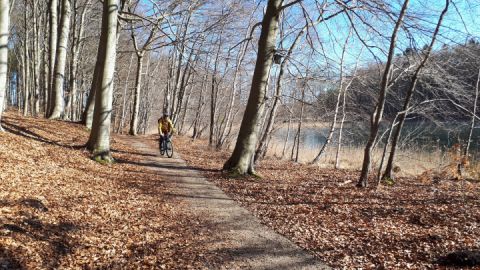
383, 177, 395, 186
226, 168, 244, 178
226, 167, 263, 179
249, 170, 263, 179
92, 150, 115, 165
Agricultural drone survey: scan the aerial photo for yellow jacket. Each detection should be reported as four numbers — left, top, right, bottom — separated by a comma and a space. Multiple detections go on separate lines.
158, 117, 174, 135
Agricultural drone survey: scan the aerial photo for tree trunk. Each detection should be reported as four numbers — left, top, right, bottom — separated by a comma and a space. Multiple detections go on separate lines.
223, 0, 282, 175
335, 86, 348, 169
357, 0, 410, 188
42, 26, 49, 115
312, 33, 352, 164
179, 74, 195, 135
19, 48, 25, 113
129, 53, 143, 135
171, 16, 191, 124
118, 52, 134, 133
163, 51, 174, 115
209, 38, 222, 146
192, 73, 207, 139
209, 74, 217, 146
32, 0, 40, 116
0, 0, 9, 131
86, 0, 119, 162
281, 116, 291, 158
49, 0, 72, 119
294, 88, 305, 162
465, 69, 480, 158
47, 0, 58, 115
66, 0, 90, 121
23, 10, 30, 117
82, 56, 100, 128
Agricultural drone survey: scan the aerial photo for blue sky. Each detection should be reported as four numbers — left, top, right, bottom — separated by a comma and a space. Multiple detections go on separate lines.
136, 0, 480, 75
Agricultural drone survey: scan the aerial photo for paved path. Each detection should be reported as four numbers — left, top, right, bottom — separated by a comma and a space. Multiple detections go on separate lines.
120, 136, 330, 270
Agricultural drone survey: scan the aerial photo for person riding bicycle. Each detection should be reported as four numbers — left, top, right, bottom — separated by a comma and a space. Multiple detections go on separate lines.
158, 113, 174, 146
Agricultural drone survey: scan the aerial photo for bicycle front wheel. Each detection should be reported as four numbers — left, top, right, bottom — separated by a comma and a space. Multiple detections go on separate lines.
160, 140, 166, 155
166, 141, 173, 158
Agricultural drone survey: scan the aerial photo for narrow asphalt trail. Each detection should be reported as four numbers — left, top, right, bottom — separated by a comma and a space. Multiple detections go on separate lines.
119, 135, 330, 270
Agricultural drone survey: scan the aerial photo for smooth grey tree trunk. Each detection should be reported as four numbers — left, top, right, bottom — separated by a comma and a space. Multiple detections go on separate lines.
48, 0, 58, 115
357, 0, 410, 187
209, 37, 222, 146
82, 57, 101, 129
129, 53, 143, 135
171, 16, 191, 124
86, 0, 119, 162
49, 0, 71, 119
223, 0, 283, 175
66, 0, 90, 121
192, 73, 208, 140
335, 87, 348, 169
294, 88, 305, 162
179, 81, 194, 135
127, 12, 158, 135
117, 52, 134, 133
32, 0, 40, 116
0, 0, 9, 131
23, 6, 29, 117
42, 22, 49, 115
281, 116, 291, 158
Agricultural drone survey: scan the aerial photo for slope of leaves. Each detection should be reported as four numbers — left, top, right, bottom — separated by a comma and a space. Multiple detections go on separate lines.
0, 112, 222, 269
175, 136, 480, 269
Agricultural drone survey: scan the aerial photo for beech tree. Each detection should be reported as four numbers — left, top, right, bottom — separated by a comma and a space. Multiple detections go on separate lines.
381, 0, 450, 181
47, 0, 58, 115
65, 0, 92, 121
49, 0, 72, 119
86, 0, 120, 162
357, 0, 410, 188
0, 0, 9, 131
127, 3, 162, 136
223, 0, 283, 175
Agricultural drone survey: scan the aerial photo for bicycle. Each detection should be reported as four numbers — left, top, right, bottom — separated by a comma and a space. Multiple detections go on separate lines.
159, 135, 174, 158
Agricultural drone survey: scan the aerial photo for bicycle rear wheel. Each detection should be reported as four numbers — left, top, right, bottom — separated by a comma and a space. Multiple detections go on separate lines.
166, 141, 173, 158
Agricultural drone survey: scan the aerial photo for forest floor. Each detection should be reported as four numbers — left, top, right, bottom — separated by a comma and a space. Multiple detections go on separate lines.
0, 111, 328, 269
0, 112, 226, 269
175, 136, 480, 269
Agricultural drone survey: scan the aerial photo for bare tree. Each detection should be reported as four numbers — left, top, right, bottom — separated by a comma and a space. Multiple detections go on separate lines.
47, 0, 58, 115
223, 0, 283, 175
86, 0, 119, 162
128, 3, 162, 135
0, 0, 9, 131
49, 0, 72, 119
65, 0, 92, 121
382, 0, 449, 181
357, 0, 410, 188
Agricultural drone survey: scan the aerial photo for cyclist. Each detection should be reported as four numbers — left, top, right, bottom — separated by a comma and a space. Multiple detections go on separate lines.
158, 113, 174, 148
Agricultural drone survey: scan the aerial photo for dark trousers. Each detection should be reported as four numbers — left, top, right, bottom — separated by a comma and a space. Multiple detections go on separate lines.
160, 134, 171, 146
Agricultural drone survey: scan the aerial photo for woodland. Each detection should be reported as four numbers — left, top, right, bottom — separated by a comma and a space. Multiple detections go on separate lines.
0, 0, 479, 269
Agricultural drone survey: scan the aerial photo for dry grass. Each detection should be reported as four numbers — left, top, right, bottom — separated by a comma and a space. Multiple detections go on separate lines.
267, 138, 460, 177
